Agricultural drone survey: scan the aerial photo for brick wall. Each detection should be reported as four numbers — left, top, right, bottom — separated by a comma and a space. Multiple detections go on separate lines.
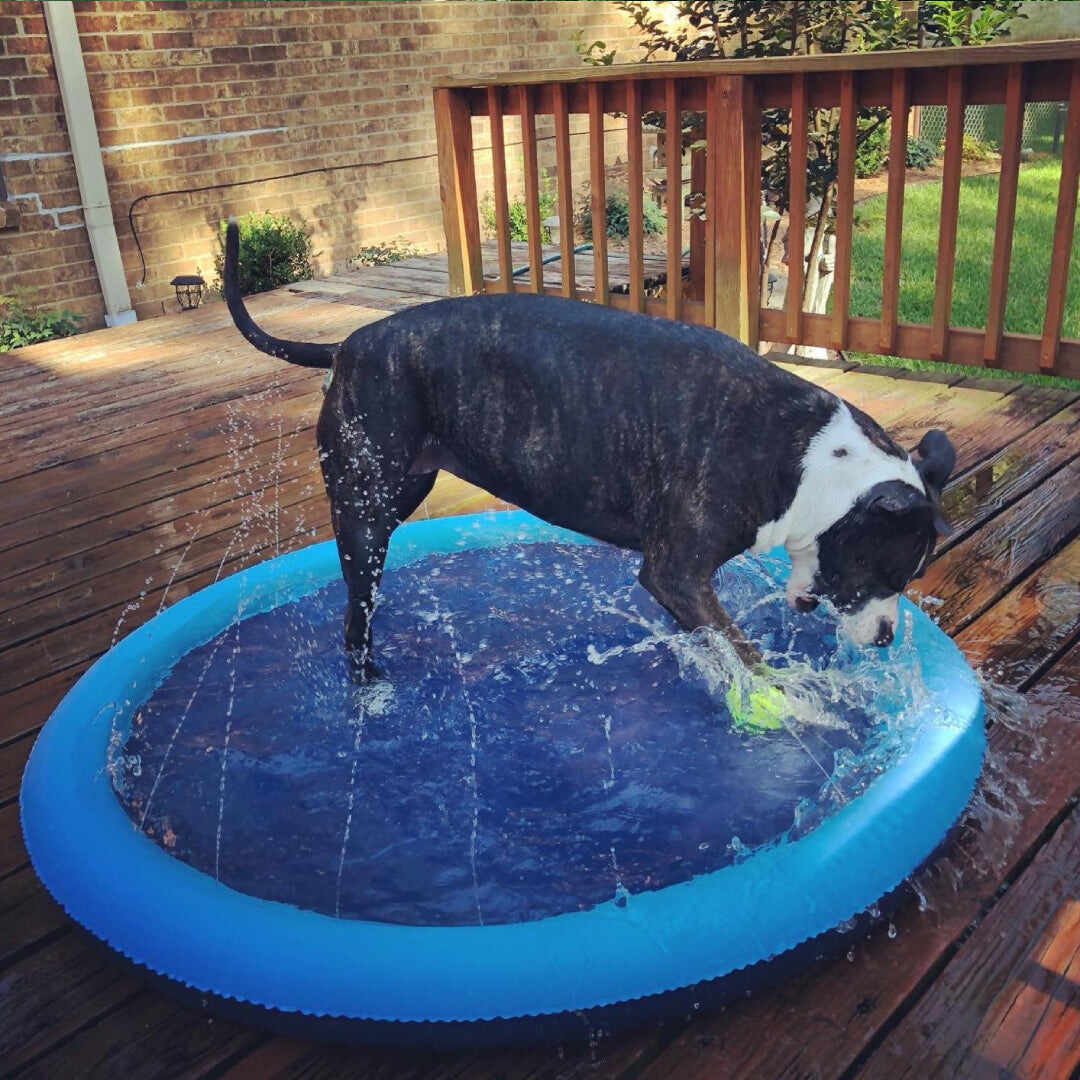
0, 0, 647, 327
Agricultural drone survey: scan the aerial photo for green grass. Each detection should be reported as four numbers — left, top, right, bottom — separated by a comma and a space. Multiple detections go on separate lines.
847, 158, 1080, 389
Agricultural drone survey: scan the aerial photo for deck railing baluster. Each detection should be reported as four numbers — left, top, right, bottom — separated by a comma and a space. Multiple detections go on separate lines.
588, 83, 609, 305
486, 85, 513, 292
518, 84, 544, 294
786, 73, 807, 344
983, 64, 1025, 366
627, 79, 645, 313
880, 69, 909, 355
833, 71, 857, 351
742, 77, 761, 347
1040, 59, 1080, 373
552, 83, 576, 299
665, 78, 682, 322
930, 67, 966, 363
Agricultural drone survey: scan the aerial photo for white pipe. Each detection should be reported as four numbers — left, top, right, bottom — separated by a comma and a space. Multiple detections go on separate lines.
42, 1, 135, 326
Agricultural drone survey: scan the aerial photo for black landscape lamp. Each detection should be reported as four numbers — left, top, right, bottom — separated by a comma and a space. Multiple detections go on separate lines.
170, 274, 205, 311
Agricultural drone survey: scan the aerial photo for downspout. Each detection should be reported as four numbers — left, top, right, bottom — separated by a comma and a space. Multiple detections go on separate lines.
42, 0, 136, 326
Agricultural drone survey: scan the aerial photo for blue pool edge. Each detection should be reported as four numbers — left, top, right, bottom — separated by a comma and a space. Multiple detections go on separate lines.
20, 509, 986, 1027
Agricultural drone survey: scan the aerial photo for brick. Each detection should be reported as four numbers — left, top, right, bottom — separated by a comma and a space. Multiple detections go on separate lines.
11, 74, 56, 96
17, 13, 46, 35
249, 44, 287, 61
0, 55, 29, 77
4, 32, 50, 55
74, 13, 120, 34
154, 65, 200, 86
105, 32, 149, 51
236, 62, 277, 80
151, 30, 195, 50
209, 46, 250, 65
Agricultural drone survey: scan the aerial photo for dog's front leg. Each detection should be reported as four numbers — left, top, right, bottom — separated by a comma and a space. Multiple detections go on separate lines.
638, 560, 763, 670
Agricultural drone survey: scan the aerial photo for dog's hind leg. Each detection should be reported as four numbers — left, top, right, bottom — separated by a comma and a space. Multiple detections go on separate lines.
318, 403, 434, 679
326, 467, 435, 679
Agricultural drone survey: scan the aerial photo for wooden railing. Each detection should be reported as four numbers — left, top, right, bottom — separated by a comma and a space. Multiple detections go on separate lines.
433, 40, 1080, 380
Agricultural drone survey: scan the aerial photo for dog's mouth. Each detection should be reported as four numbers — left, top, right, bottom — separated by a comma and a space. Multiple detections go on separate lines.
792, 593, 819, 613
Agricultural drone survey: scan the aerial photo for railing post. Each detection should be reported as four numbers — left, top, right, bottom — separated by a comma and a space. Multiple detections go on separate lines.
706, 75, 759, 347
433, 87, 483, 296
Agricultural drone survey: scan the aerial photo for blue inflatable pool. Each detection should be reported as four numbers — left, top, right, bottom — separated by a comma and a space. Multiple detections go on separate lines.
21, 510, 984, 1044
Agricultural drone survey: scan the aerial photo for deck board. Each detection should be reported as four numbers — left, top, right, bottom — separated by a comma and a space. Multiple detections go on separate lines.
860, 808, 1080, 1080
1, 256, 1078, 1079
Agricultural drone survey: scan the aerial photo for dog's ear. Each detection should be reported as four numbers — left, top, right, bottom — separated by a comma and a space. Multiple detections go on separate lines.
912, 429, 956, 497
866, 480, 927, 517
866, 480, 951, 537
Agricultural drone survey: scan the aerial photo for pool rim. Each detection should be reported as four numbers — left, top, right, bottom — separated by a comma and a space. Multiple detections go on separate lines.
20, 510, 985, 1025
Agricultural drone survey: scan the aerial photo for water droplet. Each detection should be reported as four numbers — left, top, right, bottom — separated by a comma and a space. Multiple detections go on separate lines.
888, 922, 897, 939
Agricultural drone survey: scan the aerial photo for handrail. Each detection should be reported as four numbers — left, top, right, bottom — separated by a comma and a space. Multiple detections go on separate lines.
433, 39, 1080, 380
434, 40, 1080, 89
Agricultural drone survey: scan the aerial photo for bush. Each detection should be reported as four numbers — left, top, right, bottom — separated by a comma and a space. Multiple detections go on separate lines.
905, 136, 939, 171
0, 294, 81, 352
579, 191, 666, 241
855, 120, 890, 178
481, 185, 558, 243
214, 211, 315, 296
961, 134, 995, 162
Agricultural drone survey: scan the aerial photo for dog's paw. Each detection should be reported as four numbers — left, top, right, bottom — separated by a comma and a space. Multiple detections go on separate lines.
345, 649, 384, 684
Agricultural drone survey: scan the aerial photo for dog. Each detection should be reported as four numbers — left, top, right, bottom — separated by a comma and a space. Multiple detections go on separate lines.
224, 222, 954, 681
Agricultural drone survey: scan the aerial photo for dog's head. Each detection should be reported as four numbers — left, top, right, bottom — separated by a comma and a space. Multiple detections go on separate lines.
789, 430, 955, 647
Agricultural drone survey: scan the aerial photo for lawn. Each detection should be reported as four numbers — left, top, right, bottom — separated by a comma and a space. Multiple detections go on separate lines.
847, 158, 1080, 386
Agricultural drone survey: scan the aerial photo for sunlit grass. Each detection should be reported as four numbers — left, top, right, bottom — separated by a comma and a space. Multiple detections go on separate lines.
847, 159, 1080, 388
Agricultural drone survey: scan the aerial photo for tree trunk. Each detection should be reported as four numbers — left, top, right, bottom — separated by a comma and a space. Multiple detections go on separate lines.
802, 182, 834, 309
760, 217, 781, 302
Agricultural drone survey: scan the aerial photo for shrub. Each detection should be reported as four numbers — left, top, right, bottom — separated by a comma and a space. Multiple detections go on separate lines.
905, 136, 939, 171
481, 185, 558, 244
0, 294, 82, 352
214, 211, 315, 296
347, 239, 419, 268
961, 134, 995, 162
855, 119, 890, 178
579, 191, 666, 241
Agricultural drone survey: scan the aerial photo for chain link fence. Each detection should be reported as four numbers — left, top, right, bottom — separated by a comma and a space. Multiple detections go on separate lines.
917, 100, 1066, 155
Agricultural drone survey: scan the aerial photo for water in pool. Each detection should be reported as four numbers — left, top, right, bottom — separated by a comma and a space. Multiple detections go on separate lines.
112, 539, 933, 926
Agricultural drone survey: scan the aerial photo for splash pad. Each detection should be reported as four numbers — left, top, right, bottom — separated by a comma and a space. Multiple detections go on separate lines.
21, 511, 984, 1044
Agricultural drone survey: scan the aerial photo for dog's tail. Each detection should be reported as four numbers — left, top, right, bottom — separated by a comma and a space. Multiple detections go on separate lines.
223, 218, 336, 369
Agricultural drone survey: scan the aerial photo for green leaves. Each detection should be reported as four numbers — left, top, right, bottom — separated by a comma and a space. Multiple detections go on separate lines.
905, 135, 940, 171
0, 294, 82, 352
481, 183, 557, 243
578, 191, 667, 241
213, 211, 316, 297
608, 0, 1025, 220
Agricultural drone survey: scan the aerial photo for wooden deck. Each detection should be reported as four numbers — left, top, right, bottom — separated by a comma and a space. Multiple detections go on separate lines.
2, 251, 1079, 1080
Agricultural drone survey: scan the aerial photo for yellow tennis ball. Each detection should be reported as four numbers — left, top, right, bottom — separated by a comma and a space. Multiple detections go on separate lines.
725, 680, 788, 732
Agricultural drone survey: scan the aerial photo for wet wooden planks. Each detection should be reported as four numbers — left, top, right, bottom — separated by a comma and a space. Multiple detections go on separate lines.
861, 810, 1080, 1080
1, 263, 1079, 1080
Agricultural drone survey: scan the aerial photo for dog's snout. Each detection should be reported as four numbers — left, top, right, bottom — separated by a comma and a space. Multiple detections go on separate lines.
794, 595, 818, 613
874, 618, 894, 647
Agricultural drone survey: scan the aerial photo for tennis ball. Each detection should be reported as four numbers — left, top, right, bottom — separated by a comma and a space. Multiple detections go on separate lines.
725, 678, 788, 733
